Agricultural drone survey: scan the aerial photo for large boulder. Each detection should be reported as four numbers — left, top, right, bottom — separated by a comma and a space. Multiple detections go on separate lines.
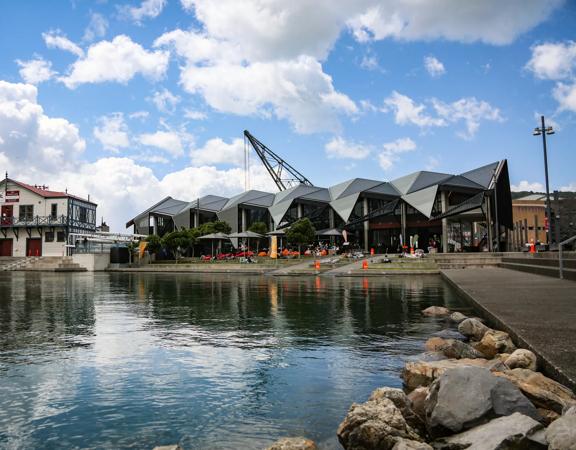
407, 387, 429, 422
545, 409, 576, 450
402, 358, 506, 391
424, 337, 448, 352
505, 349, 538, 371
391, 438, 432, 450
433, 413, 544, 450
458, 318, 490, 341
425, 366, 540, 437
368, 387, 423, 433
422, 306, 450, 317
266, 437, 317, 450
474, 330, 516, 358
440, 339, 484, 360
449, 312, 468, 324
494, 368, 576, 414
337, 396, 423, 450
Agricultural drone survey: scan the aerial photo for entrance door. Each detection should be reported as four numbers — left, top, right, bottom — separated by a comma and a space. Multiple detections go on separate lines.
1, 205, 13, 225
26, 238, 42, 257
0, 239, 12, 256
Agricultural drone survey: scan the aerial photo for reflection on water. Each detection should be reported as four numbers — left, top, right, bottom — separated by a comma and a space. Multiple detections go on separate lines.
0, 273, 471, 449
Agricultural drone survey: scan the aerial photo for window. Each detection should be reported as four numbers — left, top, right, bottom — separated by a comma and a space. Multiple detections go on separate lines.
19, 205, 34, 222
51, 204, 57, 220
79, 206, 87, 223
57, 231, 66, 242
45, 232, 54, 242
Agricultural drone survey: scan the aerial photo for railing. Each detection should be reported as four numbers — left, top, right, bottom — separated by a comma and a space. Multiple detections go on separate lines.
0, 215, 68, 227
559, 234, 576, 279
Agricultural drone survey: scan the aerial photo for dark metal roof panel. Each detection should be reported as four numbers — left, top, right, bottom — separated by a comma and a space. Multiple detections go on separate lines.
460, 162, 499, 188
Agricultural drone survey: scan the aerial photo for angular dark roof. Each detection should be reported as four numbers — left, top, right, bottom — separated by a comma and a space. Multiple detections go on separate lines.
460, 162, 498, 188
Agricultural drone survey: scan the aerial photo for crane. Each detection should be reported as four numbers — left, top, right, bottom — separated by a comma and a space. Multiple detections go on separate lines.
243, 130, 313, 191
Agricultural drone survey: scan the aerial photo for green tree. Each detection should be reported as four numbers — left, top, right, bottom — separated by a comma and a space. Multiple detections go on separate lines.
248, 221, 268, 235
161, 230, 194, 260
286, 218, 316, 256
145, 234, 162, 255
197, 220, 232, 236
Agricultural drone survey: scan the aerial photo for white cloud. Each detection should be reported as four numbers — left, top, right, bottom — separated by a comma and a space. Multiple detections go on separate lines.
138, 131, 185, 157
129, 110, 150, 120
347, 0, 563, 46
43, 31, 84, 57
325, 136, 371, 160
432, 97, 503, 139
553, 82, 576, 112
16, 57, 57, 84
184, 109, 207, 120
424, 56, 445, 77
360, 54, 379, 71
560, 182, 576, 192
425, 156, 440, 171
0, 80, 85, 173
384, 91, 446, 128
83, 12, 108, 42
150, 88, 180, 114
61, 35, 169, 89
190, 137, 244, 166
378, 137, 416, 170
511, 180, 545, 192
120, 0, 166, 24
93, 113, 130, 152
526, 41, 576, 80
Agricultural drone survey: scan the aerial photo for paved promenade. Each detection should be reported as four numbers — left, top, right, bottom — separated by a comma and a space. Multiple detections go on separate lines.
442, 267, 576, 390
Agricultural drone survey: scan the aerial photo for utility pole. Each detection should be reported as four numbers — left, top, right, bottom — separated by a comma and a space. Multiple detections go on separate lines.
533, 116, 555, 248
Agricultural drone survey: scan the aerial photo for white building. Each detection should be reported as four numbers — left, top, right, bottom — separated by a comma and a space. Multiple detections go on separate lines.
0, 177, 97, 257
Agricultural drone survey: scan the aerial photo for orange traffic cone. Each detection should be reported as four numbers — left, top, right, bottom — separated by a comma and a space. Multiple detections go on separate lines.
315, 260, 320, 270
529, 240, 536, 254
370, 248, 374, 256
362, 260, 368, 270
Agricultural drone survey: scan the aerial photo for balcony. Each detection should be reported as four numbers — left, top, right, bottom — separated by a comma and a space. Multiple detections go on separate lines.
0, 215, 69, 227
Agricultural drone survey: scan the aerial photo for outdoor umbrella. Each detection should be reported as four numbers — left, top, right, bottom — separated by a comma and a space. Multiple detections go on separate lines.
228, 231, 265, 254
315, 228, 342, 237
198, 232, 230, 256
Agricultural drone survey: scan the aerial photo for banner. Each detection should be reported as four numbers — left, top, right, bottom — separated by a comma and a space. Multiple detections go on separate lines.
270, 236, 278, 259
1, 190, 19, 203
138, 241, 148, 259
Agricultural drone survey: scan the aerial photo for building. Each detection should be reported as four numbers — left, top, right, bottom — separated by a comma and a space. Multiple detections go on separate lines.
0, 177, 97, 257
127, 160, 513, 253
511, 194, 547, 249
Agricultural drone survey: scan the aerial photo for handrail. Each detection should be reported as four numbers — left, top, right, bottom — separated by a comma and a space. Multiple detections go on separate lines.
559, 234, 576, 279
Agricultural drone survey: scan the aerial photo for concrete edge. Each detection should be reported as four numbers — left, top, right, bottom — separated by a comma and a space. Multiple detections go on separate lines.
440, 270, 576, 391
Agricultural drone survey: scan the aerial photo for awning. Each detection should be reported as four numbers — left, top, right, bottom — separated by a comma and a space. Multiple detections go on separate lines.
316, 228, 342, 237
432, 191, 485, 220
228, 231, 265, 238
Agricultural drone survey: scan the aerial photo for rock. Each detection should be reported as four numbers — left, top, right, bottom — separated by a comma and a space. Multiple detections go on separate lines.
266, 437, 317, 450
474, 330, 516, 358
431, 329, 467, 341
537, 407, 560, 425
153, 446, 183, 450
458, 318, 490, 341
440, 339, 484, 360
337, 396, 423, 450
391, 438, 432, 449
433, 413, 544, 450
545, 411, 576, 450
425, 366, 540, 437
449, 312, 468, 323
421, 306, 450, 317
494, 368, 576, 414
425, 337, 448, 352
402, 358, 507, 391
369, 387, 426, 437
407, 387, 429, 422
409, 352, 447, 362
495, 353, 511, 364
505, 349, 538, 371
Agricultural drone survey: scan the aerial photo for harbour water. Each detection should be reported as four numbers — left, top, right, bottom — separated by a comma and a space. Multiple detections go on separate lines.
0, 272, 471, 449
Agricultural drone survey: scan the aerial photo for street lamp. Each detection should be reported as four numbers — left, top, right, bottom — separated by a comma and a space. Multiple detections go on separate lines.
533, 115, 555, 247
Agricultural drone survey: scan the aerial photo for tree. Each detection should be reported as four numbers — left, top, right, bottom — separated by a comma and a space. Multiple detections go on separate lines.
286, 218, 316, 256
248, 221, 268, 235
197, 220, 232, 236
161, 230, 194, 260
145, 235, 162, 255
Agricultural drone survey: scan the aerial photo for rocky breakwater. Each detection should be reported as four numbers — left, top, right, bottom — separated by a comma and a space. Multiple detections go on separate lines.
336, 306, 576, 450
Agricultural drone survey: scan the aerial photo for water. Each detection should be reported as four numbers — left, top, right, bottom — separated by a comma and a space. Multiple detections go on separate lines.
0, 272, 472, 449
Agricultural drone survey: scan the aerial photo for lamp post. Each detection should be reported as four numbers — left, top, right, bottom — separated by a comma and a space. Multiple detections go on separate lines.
533, 115, 554, 247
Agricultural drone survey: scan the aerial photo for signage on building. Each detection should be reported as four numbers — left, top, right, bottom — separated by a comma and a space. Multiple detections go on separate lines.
0, 190, 20, 204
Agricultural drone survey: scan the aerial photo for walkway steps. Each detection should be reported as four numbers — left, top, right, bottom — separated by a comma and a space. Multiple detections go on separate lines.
431, 253, 505, 269
500, 255, 576, 281
14, 256, 87, 272
442, 268, 576, 390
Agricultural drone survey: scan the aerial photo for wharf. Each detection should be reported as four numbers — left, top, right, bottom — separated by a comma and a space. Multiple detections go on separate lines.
442, 267, 576, 390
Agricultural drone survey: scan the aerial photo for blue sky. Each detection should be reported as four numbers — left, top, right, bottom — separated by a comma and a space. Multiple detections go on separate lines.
0, 0, 575, 230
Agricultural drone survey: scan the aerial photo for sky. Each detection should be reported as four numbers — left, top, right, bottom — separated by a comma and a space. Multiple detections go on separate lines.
0, 0, 575, 232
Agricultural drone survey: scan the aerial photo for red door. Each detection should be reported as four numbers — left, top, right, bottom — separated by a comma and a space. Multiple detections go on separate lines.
0, 239, 12, 256
26, 238, 42, 257
1, 205, 13, 225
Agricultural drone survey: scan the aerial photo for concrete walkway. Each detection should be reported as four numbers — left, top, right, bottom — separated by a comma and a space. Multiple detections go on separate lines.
323, 257, 369, 276
442, 267, 576, 390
